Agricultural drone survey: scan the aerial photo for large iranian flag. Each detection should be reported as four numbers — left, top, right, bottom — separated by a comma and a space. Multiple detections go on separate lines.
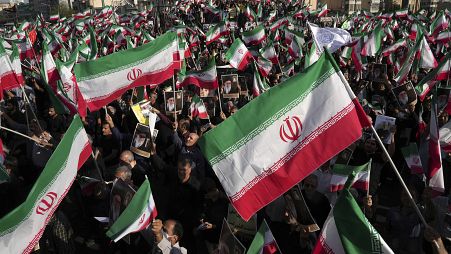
74, 32, 180, 112
225, 38, 253, 71
242, 25, 266, 46
247, 220, 279, 254
177, 57, 219, 89
9, 43, 24, 87
106, 178, 157, 242
313, 189, 393, 254
198, 51, 370, 220
0, 116, 92, 253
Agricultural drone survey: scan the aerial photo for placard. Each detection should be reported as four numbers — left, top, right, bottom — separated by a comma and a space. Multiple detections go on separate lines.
369, 63, 387, 83
130, 123, 153, 158
221, 74, 240, 98
392, 81, 417, 108
374, 115, 396, 144
164, 90, 183, 114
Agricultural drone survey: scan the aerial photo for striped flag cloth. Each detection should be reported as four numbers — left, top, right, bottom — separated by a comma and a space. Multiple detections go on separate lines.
9, 43, 24, 87
330, 161, 371, 192
74, 32, 180, 112
242, 25, 266, 46
416, 51, 451, 101
177, 57, 219, 89
361, 23, 383, 57
401, 143, 424, 174
206, 22, 229, 45
428, 94, 444, 193
252, 63, 270, 97
381, 38, 408, 56
198, 51, 371, 220
0, 138, 5, 165
394, 30, 423, 84
260, 42, 278, 64
0, 116, 92, 253
313, 189, 393, 254
396, 9, 408, 18
190, 95, 209, 120
430, 11, 448, 36
0, 38, 21, 91
225, 38, 253, 71
439, 118, 451, 153
247, 220, 279, 254
106, 178, 157, 242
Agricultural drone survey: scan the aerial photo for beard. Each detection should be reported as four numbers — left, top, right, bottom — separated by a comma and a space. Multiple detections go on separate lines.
167, 102, 175, 111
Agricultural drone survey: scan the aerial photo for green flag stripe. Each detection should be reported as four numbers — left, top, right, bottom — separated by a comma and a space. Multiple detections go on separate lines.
0, 116, 84, 235
74, 32, 176, 81
199, 55, 336, 164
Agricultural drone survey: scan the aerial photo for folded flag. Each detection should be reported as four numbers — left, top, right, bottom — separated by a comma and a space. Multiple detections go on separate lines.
106, 178, 157, 242
225, 38, 253, 71
177, 56, 219, 89
247, 220, 279, 254
74, 32, 180, 112
198, 51, 370, 220
313, 189, 394, 254
401, 143, 424, 174
242, 25, 266, 46
0, 116, 92, 253
330, 161, 371, 192
206, 22, 229, 45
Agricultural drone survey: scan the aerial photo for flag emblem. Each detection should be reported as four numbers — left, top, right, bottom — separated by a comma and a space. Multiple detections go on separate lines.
36, 192, 58, 215
279, 116, 302, 142
317, 30, 334, 44
127, 68, 143, 81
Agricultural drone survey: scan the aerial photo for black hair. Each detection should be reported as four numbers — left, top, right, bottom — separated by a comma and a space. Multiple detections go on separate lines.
173, 221, 184, 239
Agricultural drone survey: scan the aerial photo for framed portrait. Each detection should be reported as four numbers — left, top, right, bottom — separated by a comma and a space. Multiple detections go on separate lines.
221, 74, 240, 98
199, 88, 216, 98
238, 75, 248, 96
370, 63, 387, 82
164, 90, 183, 114
130, 123, 153, 158
392, 81, 417, 108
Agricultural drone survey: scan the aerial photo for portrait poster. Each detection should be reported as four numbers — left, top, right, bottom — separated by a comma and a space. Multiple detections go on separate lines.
109, 178, 136, 244
131, 123, 153, 158
217, 218, 246, 254
200, 87, 216, 98
392, 81, 417, 108
238, 75, 248, 96
374, 115, 396, 144
221, 74, 240, 98
164, 91, 183, 114
226, 204, 257, 243
370, 63, 387, 83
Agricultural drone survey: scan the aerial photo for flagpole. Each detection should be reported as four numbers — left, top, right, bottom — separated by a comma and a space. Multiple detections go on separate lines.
20, 85, 43, 133
0, 125, 51, 147
217, 87, 223, 113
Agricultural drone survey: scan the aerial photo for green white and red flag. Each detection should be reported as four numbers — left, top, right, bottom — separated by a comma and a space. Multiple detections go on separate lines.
0, 39, 21, 91
74, 32, 180, 112
317, 3, 328, 17
260, 42, 278, 64
439, 118, 451, 153
252, 62, 270, 97
428, 95, 444, 193
436, 30, 451, 43
419, 35, 438, 69
244, 5, 257, 21
225, 38, 253, 71
177, 57, 219, 89
313, 189, 393, 254
0, 115, 92, 253
361, 23, 383, 56
49, 14, 59, 22
206, 22, 229, 45
242, 25, 266, 46
9, 42, 24, 87
430, 11, 448, 36
382, 38, 408, 56
394, 31, 423, 84
330, 161, 371, 192
396, 9, 408, 18
41, 42, 60, 88
106, 178, 157, 242
269, 18, 288, 32
198, 51, 370, 220
401, 143, 424, 174
416, 51, 451, 101
190, 95, 209, 120
304, 40, 321, 68
256, 54, 273, 77
247, 220, 279, 254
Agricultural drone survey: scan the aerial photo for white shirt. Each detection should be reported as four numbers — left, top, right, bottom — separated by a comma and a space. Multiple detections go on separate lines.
157, 237, 187, 254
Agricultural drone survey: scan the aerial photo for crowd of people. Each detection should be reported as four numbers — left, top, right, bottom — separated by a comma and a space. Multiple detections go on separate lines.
0, 0, 451, 253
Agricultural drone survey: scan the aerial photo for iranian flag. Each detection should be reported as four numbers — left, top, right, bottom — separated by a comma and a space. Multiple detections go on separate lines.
9, 43, 24, 87
256, 55, 273, 77
247, 220, 279, 254
428, 96, 444, 193
0, 116, 92, 253
419, 35, 438, 69
269, 18, 288, 32
190, 95, 209, 120
430, 11, 448, 36
396, 9, 408, 18
198, 51, 371, 220
361, 23, 383, 57
41, 42, 60, 88
244, 5, 257, 21
401, 143, 424, 174
317, 3, 328, 17
436, 30, 451, 43
0, 39, 21, 90
242, 25, 266, 46
416, 51, 451, 101
177, 57, 219, 89
394, 31, 422, 84
206, 22, 229, 45
225, 38, 253, 71
252, 62, 270, 97
74, 32, 180, 112
313, 189, 393, 254
49, 14, 59, 21
330, 161, 371, 192
304, 40, 321, 68
106, 178, 157, 242
260, 43, 278, 64
381, 38, 408, 56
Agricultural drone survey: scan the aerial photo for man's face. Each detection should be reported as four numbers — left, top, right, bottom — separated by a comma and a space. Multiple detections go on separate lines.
398, 91, 409, 105
178, 163, 192, 182
150, 94, 157, 104
185, 133, 199, 147
48, 108, 56, 117
102, 124, 112, 136
167, 97, 175, 111
163, 220, 178, 245
303, 176, 317, 196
